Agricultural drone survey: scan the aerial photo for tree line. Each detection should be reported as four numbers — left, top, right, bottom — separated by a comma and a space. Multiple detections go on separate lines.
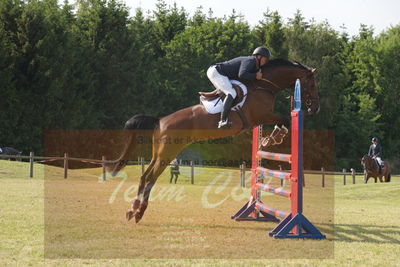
1, 0, 399, 171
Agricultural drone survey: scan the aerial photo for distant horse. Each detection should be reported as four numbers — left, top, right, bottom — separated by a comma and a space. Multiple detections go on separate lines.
107, 59, 320, 223
0, 147, 22, 161
361, 155, 391, 183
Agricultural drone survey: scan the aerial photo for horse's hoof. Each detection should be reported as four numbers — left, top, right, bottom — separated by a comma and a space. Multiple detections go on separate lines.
134, 212, 143, 224
126, 210, 135, 221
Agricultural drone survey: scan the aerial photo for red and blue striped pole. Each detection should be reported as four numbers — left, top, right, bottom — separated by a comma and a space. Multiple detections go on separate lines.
232, 79, 325, 239
269, 79, 325, 239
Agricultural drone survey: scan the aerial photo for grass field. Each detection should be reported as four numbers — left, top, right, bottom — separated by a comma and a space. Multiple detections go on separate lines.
1, 160, 399, 266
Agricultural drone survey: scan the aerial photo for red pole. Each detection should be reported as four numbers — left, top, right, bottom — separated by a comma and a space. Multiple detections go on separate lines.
290, 81, 304, 235
250, 126, 260, 216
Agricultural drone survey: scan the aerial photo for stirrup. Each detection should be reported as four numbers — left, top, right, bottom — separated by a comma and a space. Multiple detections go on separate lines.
218, 120, 232, 129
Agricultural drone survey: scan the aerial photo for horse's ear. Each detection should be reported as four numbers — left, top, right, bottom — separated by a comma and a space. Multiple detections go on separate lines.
311, 68, 317, 73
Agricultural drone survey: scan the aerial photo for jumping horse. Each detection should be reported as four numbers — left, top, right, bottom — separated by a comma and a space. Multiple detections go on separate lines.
107, 59, 320, 223
361, 155, 391, 183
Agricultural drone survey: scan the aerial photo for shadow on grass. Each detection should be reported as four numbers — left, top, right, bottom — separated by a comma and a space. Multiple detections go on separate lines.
139, 221, 333, 240
319, 223, 400, 244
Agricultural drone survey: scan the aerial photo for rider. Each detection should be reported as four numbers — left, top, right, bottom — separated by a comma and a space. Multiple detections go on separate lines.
368, 137, 383, 171
207, 46, 271, 128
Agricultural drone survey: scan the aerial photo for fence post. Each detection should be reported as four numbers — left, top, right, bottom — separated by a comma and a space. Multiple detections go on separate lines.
240, 162, 246, 187
29, 152, 34, 178
343, 168, 346, 185
102, 156, 106, 181
64, 153, 68, 179
242, 161, 247, 187
240, 163, 243, 187
351, 168, 356, 184
190, 160, 194, 184
321, 167, 325, 188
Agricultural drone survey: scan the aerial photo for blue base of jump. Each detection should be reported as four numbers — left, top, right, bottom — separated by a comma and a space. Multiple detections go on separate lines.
269, 213, 326, 239
231, 200, 280, 222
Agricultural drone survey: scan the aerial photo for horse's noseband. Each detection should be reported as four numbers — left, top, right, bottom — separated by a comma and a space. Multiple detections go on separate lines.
304, 93, 319, 109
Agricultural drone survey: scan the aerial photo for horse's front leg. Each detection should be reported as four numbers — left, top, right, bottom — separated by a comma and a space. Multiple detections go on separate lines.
364, 172, 373, 184
260, 113, 290, 147
267, 113, 291, 128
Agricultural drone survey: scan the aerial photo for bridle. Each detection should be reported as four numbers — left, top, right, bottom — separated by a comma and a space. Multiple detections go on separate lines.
303, 90, 319, 110
258, 73, 319, 111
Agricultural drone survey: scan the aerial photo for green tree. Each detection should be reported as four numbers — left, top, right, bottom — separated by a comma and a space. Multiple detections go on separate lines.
254, 9, 288, 58
75, 0, 138, 128
0, 0, 24, 148
373, 26, 400, 160
152, 0, 187, 57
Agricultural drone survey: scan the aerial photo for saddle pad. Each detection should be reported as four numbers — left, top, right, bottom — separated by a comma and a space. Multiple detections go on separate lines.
200, 80, 247, 114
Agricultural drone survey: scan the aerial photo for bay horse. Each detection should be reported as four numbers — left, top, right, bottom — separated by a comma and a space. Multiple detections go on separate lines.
107, 59, 320, 223
361, 155, 391, 183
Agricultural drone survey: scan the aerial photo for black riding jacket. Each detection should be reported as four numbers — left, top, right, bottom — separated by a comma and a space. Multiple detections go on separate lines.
215, 56, 258, 80
368, 143, 382, 157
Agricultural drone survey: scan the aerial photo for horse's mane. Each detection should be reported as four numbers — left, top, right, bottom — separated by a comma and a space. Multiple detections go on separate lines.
264, 58, 312, 71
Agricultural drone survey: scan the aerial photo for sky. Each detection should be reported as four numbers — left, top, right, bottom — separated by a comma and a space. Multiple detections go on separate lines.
122, 0, 400, 36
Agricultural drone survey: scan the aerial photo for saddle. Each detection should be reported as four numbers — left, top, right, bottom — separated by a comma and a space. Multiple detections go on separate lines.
199, 84, 244, 107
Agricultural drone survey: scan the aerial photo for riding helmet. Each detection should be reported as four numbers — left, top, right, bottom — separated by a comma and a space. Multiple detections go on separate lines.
372, 137, 378, 142
252, 46, 272, 59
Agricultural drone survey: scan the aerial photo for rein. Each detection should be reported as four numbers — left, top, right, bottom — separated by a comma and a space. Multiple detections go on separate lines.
259, 78, 281, 91
257, 77, 294, 98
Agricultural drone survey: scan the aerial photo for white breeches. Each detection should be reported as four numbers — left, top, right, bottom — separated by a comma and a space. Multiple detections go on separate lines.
207, 66, 237, 99
375, 157, 382, 166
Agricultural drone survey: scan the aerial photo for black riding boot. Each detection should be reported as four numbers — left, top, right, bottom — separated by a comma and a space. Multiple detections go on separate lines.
218, 94, 234, 129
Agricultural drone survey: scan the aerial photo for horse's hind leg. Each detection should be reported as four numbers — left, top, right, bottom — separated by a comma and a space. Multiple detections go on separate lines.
126, 159, 157, 221
134, 157, 170, 223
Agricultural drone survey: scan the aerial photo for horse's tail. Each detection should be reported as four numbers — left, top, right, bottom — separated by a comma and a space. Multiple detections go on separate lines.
109, 114, 159, 175
121, 114, 159, 159
383, 162, 391, 183
124, 114, 160, 131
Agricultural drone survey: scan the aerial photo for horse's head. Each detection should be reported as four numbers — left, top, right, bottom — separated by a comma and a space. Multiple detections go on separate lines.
361, 154, 368, 167
298, 66, 320, 114
361, 154, 375, 171
260, 59, 320, 114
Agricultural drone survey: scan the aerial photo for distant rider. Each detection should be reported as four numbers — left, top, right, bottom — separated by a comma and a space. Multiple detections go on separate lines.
368, 137, 383, 171
207, 46, 271, 129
